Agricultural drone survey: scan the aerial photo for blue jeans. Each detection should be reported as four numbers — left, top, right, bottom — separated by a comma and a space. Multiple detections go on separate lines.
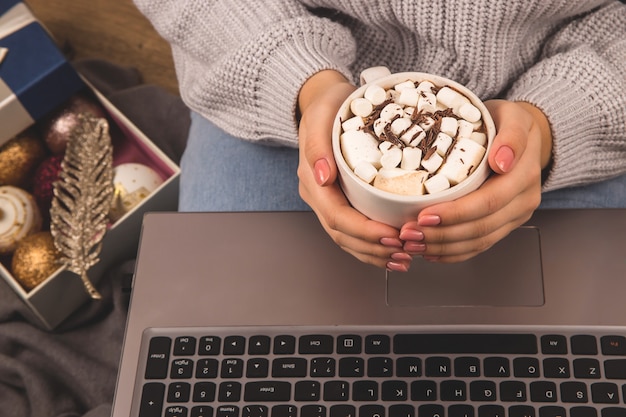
180, 112, 626, 212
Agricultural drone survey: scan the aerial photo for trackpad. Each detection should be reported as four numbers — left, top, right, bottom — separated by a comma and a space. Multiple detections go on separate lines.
386, 227, 544, 307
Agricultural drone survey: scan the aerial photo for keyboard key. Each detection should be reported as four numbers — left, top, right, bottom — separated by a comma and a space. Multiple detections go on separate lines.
218, 381, 241, 402
500, 381, 527, 402
198, 336, 221, 355
605, 359, 626, 379
311, 357, 336, 377
337, 335, 362, 354
538, 406, 565, 417
165, 406, 188, 417
353, 380, 378, 401
602, 336, 626, 355
367, 357, 393, 377
455, 357, 481, 377
196, 358, 219, 379
419, 404, 445, 417
323, 381, 350, 401
221, 358, 244, 378
274, 335, 296, 354
242, 405, 268, 417
382, 380, 408, 401
271, 405, 297, 417
484, 357, 510, 377
541, 335, 568, 355
191, 405, 213, 417
570, 406, 597, 417
139, 382, 165, 417
513, 357, 540, 378
365, 334, 390, 354
301, 405, 326, 417
246, 358, 269, 378
425, 356, 451, 377
478, 405, 504, 417
215, 405, 238, 417
529, 381, 557, 403
572, 335, 598, 355
601, 407, 626, 417
592, 382, 620, 403
248, 336, 271, 355
223, 336, 246, 355
329, 404, 355, 417
193, 382, 216, 402
440, 380, 467, 401
396, 357, 421, 377
411, 380, 437, 401
300, 335, 334, 354
272, 358, 307, 378
543, 358, 570, 378
449, 404, 475, 417
168, 382, 191, 403
338, 357, 364, 377
560, 381, 588, 403
243, 381, 291, 402
508, 405, 536, 417
174, 337, 197, 356
389, 404, 415, 417
470, 381, 497, 401
393, 333, 538, 354
171, 359, 194, 379
574, 358, 602, 379
145, 337, 171, 379
360, 405, 385, 417
295, 381, 321, 401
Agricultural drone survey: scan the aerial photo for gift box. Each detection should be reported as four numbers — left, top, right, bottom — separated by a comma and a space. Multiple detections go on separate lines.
0, 0, 84, 145
0, 84, 180, 330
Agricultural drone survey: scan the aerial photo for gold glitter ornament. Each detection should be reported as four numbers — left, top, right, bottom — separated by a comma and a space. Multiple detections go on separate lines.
11, 231, 61, 291
0, 130, 47, 187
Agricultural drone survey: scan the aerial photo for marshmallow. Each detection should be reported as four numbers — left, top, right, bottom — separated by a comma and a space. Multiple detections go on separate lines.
418, 116, 435, 131
374, 169, 428, 196
433, 132, 454, 156
380, 103, 404, 121
380, 146, 403, 168
350, 98, 374, 117
416, 80, 435, 93
457, 119, 474, 139
342, 115, 365, 132
379, 141, 395, 152
373, 118, 388, 137
401, 124, 425, 145
470, 131, 488, 146
354, 161, 378, 183
401, 147, 423, 170
417, 92, 437, 114
394, 80, 415, 91
448, 137, 486, 169
391, 117, 413, 137
458, 102, 482, 123
436, 87, 468, 110
421, 150, 444, 173
364, 84, 388, 105
438, 159, 470, 185
398, 88, 420, 107
424, 173, 451, 194
340, 129, 382, 169
440, 117, 459, 137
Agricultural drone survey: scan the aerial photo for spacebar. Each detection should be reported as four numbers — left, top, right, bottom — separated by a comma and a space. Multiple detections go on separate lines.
394, 333, 538, 354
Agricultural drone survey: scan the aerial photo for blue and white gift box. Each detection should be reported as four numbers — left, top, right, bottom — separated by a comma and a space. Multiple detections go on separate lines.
0, 0, 84, 144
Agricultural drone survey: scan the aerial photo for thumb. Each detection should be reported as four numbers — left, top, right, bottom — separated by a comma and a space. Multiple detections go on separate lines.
484, 100, 528, 175
299, 107, 338, 187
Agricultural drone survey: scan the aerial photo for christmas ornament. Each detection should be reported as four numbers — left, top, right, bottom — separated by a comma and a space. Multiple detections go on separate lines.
50, 114, 114, 300
32, 155, 64, 217
11, 231, 60, 291
40, 94, 106, 154
109, 162, 163, 222
0, 186, 42, 254
0, 130, 47, 187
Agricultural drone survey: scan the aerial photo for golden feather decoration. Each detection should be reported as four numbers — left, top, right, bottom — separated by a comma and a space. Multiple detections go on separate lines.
50, 114, 114, 300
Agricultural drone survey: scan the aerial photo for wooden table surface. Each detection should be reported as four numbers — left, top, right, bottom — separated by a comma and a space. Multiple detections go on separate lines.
26, 0, 179, 96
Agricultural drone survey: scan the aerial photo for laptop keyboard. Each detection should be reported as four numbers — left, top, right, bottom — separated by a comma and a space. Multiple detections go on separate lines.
134, 326, 626, 417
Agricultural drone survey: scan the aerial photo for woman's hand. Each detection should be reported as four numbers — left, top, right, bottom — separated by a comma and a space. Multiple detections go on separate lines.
399, 99, 553, 263
297, 70, 413, 272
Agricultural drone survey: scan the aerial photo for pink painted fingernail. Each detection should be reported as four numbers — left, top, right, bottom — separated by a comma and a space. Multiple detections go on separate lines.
495, 145, 515, 173
386, 261, 409, 273
391, 252, 413, 262
404, 242, 426, 253
418, 215, 441, 227
380, 237, 403, 248
399, 229, 424, 241
314, 159, 330, 185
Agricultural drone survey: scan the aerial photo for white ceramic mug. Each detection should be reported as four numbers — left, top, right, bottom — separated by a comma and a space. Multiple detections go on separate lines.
332, 67, 496, 228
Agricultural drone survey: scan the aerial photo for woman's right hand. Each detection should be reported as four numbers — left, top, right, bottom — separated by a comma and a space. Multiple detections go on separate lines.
297, 70, 413, 272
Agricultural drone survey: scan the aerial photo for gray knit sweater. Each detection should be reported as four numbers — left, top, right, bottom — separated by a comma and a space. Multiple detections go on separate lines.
134, 0, 626, 192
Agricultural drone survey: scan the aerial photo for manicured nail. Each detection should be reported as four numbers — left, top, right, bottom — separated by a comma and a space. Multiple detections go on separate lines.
314, 159, 330, 185
404, 242, 426, 254
391, 252, 413, 262
380, 237, 403, 248
386, 261, 409, 273
399, 229, 424, 241
495, 145, 515, 173
418, 215, 441, 227
423, 255, 441, 262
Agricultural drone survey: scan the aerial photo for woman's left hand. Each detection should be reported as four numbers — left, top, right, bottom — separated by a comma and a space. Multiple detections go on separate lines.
399, 99, 553, 263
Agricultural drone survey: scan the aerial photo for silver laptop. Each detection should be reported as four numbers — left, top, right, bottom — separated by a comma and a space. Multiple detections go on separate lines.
111, 209, 626, 417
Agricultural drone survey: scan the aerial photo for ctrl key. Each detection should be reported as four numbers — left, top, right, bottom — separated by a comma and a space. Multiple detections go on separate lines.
139, 382, 165, 417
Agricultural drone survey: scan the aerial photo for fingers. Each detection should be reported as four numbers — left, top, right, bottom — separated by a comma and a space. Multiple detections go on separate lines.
485, 100, 533, 175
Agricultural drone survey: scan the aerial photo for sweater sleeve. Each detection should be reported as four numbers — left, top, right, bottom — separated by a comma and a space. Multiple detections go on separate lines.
505, 2, 626, 191
133, 0, 356, 147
